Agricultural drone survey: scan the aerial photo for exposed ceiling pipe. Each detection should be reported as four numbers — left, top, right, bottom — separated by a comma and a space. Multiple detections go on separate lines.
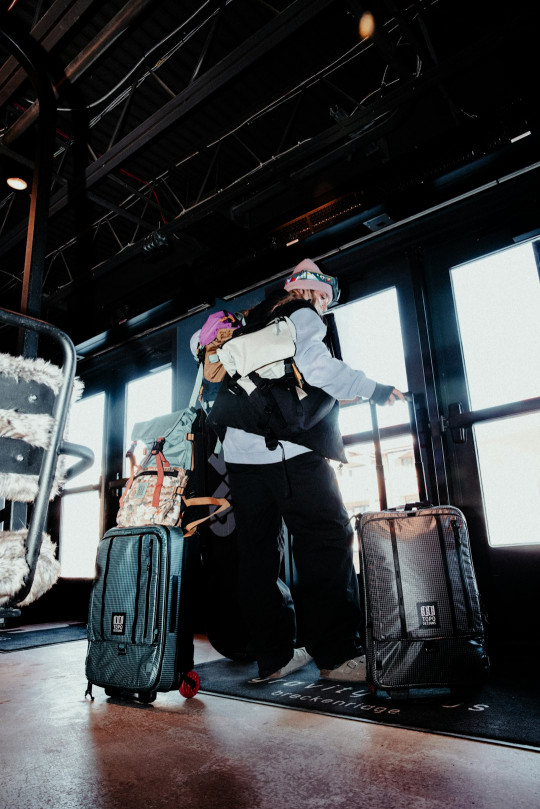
0, 0, 99, 108
2, 0, 155, 146
0, 0, 336, 257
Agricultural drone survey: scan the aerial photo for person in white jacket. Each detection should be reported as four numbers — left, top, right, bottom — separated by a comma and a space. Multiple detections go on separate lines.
212, 258, 404, 683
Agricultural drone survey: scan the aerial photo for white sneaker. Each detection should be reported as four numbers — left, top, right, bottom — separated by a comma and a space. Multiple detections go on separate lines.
249, 647, 313, 683
319, 655, 367, 682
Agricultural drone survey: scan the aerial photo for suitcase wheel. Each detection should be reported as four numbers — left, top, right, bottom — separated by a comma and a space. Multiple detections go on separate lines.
104, 687, 126, 698
138, 690, 157, 704
179, 671, 200, 699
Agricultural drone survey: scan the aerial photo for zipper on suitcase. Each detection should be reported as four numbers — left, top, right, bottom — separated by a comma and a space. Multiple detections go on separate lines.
143, 535, 154, 641
132, 535, 143, 644
388, 520, 408, 637
100, 537, 115, 640
434, 514, 459, 635
150, 529, 170, 687
153, 535, 163, 642
450, 517, 475, 630
169, 575, 179, 633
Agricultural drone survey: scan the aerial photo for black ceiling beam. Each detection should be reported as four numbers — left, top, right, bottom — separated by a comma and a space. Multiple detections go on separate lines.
2, 0, 155, 145
231, 10, 535, 216
372, 0, 433, 66
189, 3, 222, 84
43, 8, 534, 305
72, 158, 540, 361
0, 0, 99, 107
0, 0, 337, 257
86, 192, 155, 229
51, 0, 335, 187
3, 2, 537, 278
106, 173, 174, 220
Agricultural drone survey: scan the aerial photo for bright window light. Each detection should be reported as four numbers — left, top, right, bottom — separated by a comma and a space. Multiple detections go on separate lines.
451, 240, 540, 546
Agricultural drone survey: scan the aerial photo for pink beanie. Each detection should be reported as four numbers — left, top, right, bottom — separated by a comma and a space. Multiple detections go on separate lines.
284, 258, 335, 301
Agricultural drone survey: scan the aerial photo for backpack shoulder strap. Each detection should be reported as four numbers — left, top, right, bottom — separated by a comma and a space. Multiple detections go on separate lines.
189, 362, 204, 409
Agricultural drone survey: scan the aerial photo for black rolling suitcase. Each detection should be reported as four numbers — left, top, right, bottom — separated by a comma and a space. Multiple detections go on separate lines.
356, 396, 489, 697
85, 524, 200, 703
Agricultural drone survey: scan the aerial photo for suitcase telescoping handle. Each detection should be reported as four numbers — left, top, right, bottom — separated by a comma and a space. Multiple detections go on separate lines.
369, 391, 429, 511
404, 392, 429, 506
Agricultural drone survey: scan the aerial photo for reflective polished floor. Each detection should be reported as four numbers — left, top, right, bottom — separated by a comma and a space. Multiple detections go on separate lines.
1, 630, 539, 809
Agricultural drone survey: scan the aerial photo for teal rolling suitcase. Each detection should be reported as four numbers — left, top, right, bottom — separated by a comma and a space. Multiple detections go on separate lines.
85, 524, 200, 703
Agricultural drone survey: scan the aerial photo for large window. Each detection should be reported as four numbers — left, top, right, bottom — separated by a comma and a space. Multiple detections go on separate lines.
451, 241, 540, 546
59, 366, 173, 578
332, 287, 417, 515
59, 391, 105, 578
124, 366, 172, 470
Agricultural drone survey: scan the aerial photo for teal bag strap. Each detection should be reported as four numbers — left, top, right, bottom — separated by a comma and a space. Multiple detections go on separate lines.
189, 363, 204, 409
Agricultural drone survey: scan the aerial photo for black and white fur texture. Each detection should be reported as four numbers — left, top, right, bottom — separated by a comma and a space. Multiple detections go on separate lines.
0, 530, 60, 606
0, 352, 84, 501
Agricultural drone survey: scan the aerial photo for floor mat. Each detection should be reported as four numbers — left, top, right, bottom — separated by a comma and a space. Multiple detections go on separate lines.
196, 658, 540, 751
0, 623, 88, 651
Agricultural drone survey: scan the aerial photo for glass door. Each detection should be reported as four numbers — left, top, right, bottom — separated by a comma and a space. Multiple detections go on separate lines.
450, 242, 540, 547
426, 237, 540, 645
332, 286, 419, 513
329, 278, 430, 571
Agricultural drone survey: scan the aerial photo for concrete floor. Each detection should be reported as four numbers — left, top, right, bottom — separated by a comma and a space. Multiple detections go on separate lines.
0, 632, 539, 809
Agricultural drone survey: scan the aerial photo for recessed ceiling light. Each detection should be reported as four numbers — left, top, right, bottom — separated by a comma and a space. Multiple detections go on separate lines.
7, 177, 27, 191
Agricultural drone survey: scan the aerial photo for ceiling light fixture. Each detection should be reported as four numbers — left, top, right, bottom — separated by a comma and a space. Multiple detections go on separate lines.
510, 131, 531, 143
359, 12, 375, 40
6, 177, 28, 191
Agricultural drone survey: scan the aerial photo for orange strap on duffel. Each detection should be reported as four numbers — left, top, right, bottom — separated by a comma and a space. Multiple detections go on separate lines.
119, 442, 139, 507
182, 496, 231, 537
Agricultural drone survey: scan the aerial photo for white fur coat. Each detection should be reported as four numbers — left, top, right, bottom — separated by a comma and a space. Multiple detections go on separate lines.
0, 352, 84, 501
0, 530, 60, 607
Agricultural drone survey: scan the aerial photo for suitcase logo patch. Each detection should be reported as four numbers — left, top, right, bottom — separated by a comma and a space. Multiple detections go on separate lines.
417, 601, 440, 629
111, 612, 127, 635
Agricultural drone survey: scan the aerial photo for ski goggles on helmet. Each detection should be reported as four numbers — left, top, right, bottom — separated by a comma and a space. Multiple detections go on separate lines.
284, 270, 340, 306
